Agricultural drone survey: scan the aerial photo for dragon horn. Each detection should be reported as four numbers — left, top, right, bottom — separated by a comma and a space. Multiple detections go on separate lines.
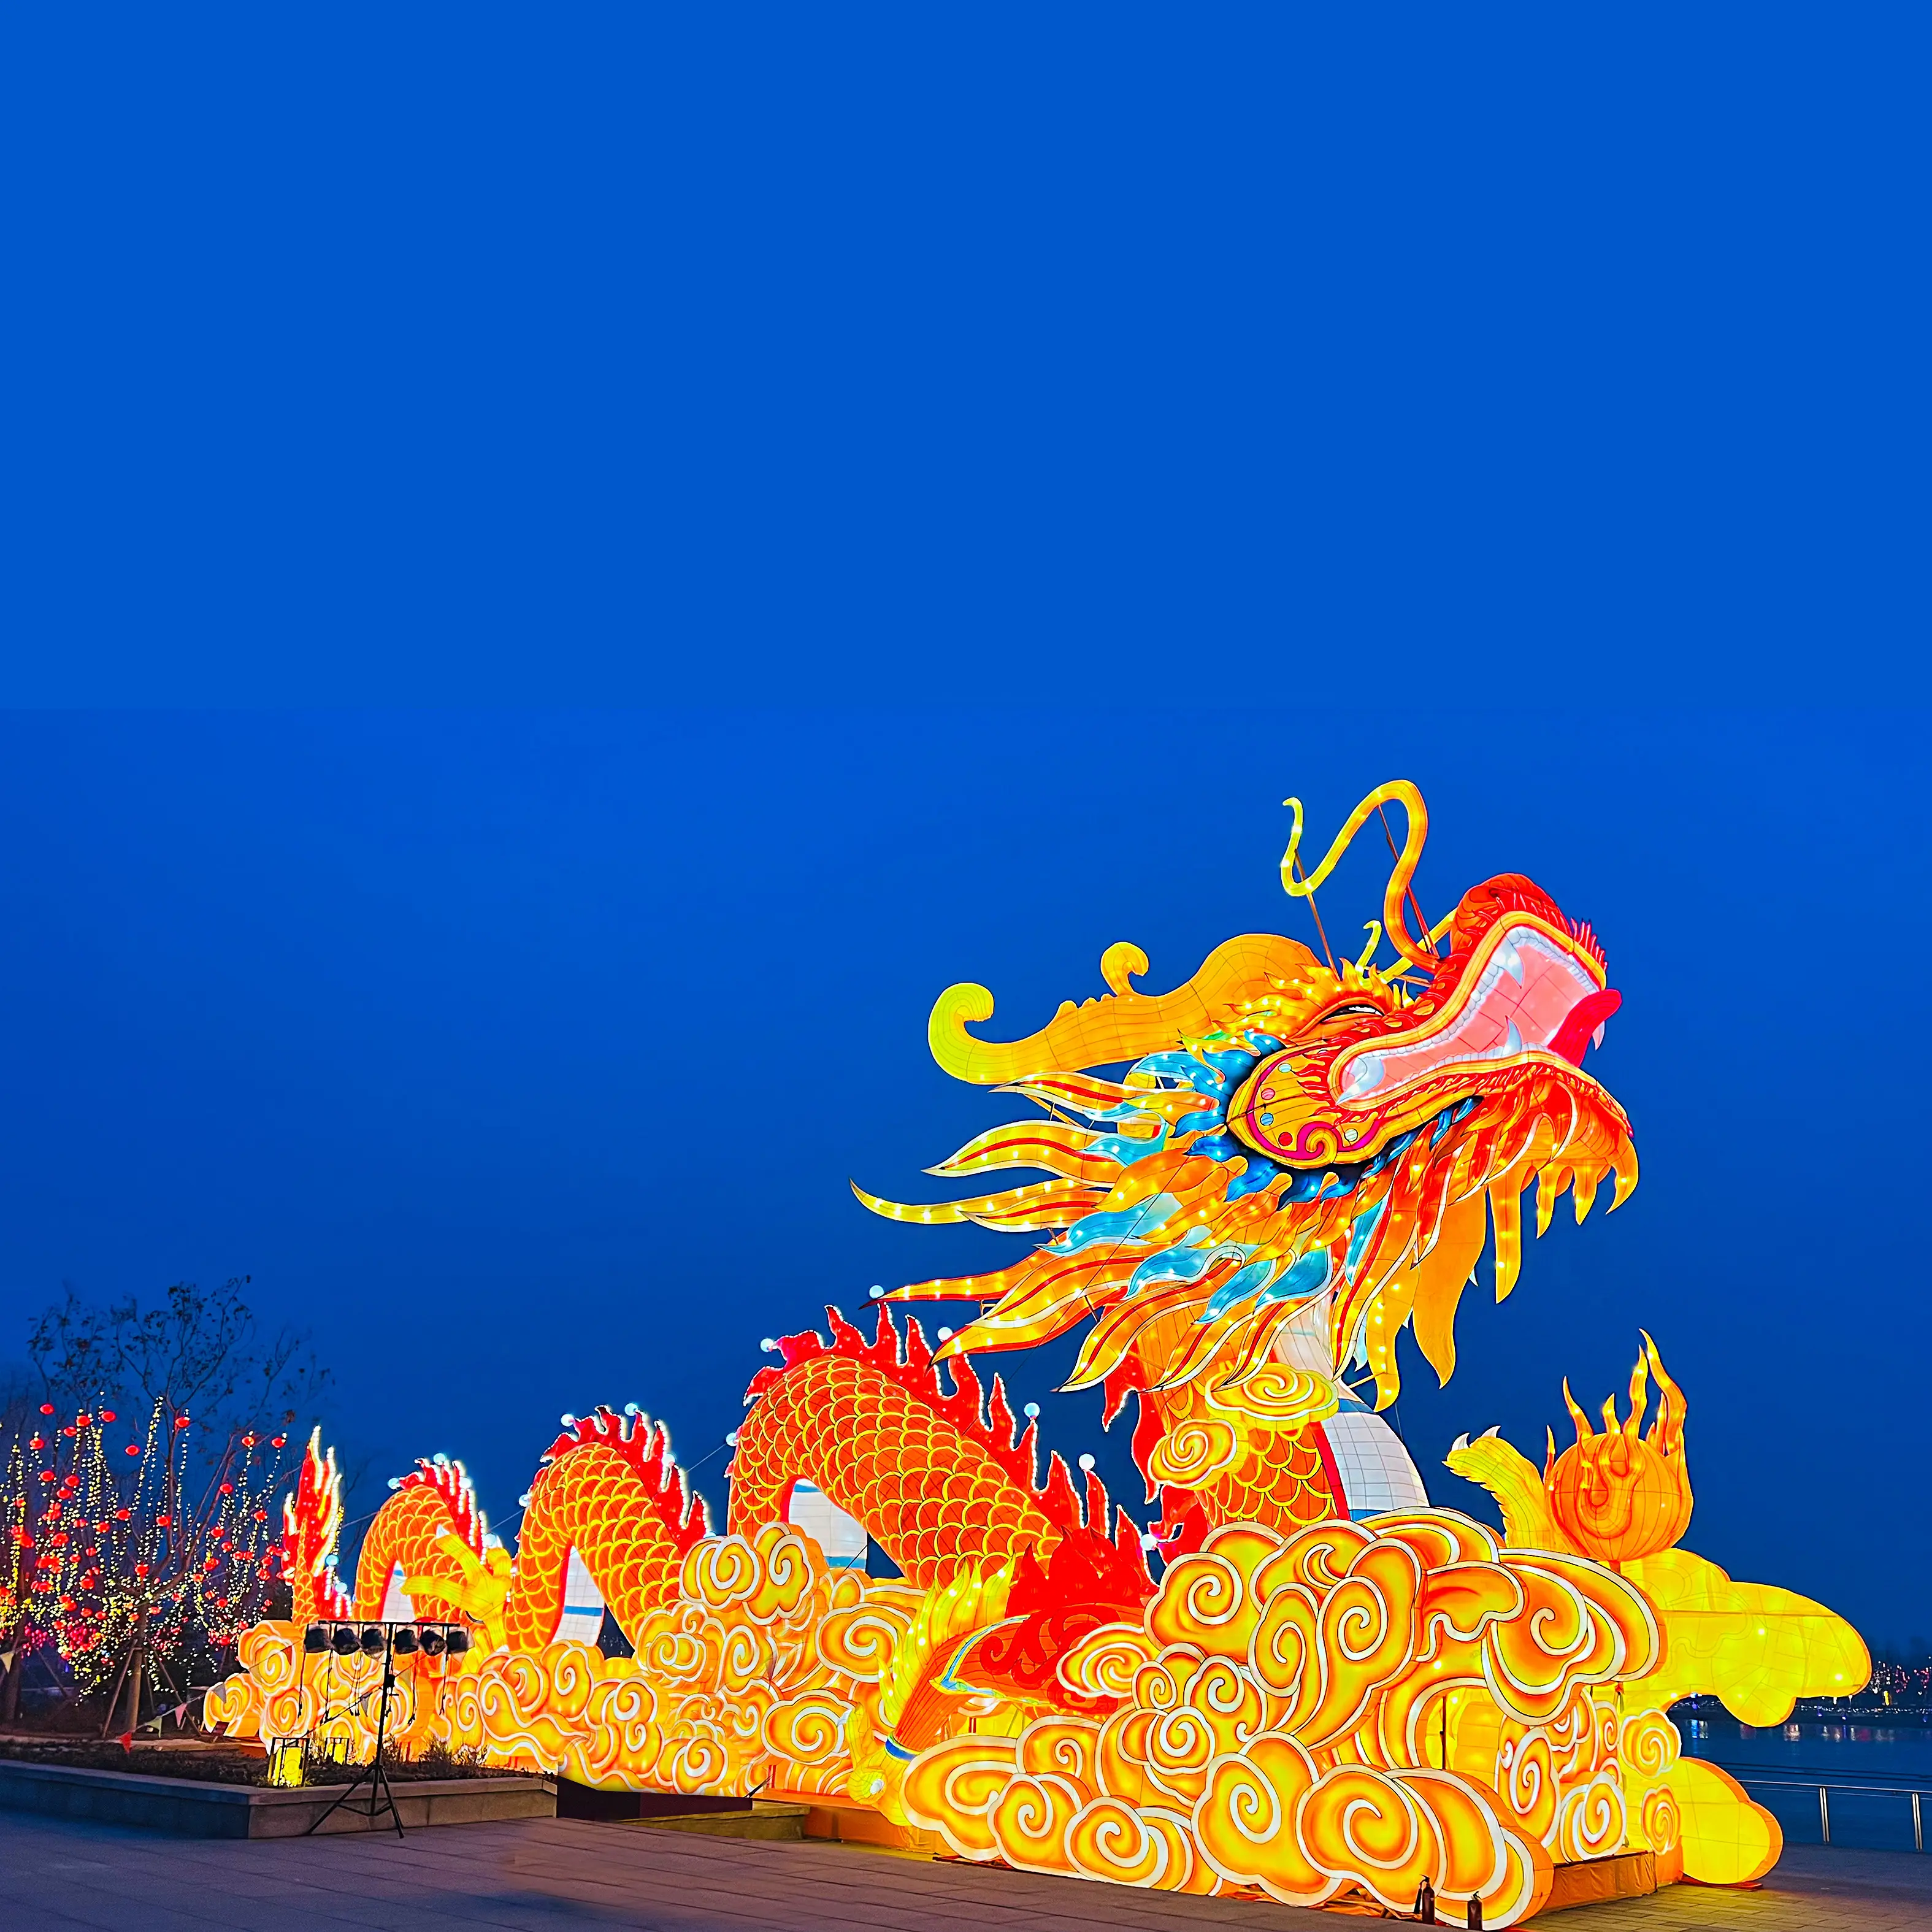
1281, 780, 1443, 973
928, 933, 1321, 1086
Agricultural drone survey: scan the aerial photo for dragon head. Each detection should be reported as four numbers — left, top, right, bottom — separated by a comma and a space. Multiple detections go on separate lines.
1227, 851, 1620, 1175
861, 783, 1636, 1530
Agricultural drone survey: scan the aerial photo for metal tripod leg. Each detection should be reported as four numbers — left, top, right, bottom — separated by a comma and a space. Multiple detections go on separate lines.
305, 1650, 404, 1839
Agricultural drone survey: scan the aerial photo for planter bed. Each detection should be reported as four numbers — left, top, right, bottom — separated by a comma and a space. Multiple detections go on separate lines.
0, 1757, 556, 1837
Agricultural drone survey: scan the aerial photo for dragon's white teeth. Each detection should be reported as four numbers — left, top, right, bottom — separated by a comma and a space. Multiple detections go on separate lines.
1481, 1424, 1500, 1439
1592, 1022, 1606, 1050
1497, 937, 1525, 985
1492, 1021, 1524, 1058
1449, 1432, 1471, 1454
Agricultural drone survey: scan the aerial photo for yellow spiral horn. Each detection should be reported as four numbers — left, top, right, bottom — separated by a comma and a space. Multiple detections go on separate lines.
1282, 780, 1437, 972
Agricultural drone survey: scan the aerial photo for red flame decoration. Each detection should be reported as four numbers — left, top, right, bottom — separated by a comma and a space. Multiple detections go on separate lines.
537, 1406, 713, 1556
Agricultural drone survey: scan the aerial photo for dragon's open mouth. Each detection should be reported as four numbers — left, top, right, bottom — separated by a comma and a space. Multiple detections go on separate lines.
1335, 921, 1621, 1105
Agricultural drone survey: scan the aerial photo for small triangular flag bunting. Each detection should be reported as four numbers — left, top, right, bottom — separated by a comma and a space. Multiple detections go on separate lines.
0, 1650, 14, 1675
116, 1731, 134, 1753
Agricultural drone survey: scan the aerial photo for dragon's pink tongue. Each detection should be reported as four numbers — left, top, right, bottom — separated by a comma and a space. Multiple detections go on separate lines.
1548, 987, 1621, 1066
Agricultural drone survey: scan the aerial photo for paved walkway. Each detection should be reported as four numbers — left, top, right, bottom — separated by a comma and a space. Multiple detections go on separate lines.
2, 1811, 1929, 1930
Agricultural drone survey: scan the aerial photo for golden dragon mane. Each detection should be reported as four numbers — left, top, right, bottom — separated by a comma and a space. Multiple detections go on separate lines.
864, 781, 1636, 1551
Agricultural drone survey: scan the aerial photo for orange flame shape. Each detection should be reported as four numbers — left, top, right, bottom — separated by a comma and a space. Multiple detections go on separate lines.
1544, 1333, 1691, 1565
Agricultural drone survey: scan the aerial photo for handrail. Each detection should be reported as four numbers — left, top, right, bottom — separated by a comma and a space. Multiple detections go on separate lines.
1693, 1761, 1929, 1851
1704, 1769, 1932, 1796
1696, 1757, 1932, 1789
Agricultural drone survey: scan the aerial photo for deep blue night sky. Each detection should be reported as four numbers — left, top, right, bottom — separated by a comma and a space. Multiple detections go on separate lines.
0, 16, 1926, 1644
0, 711, 1923, 1647
1, 11, 1924, 707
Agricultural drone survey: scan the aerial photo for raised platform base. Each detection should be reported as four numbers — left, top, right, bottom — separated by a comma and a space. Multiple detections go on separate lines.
1544, 1848, 1666, 1913
767, 1789, 945, 1855
0, 1759, 555, 1838
556, 1779, 753, 1822
632, 1801, 810, 1841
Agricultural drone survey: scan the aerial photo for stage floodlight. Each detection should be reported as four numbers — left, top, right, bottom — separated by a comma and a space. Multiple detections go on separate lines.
303, 1625, 328, 1655
445, 1627, 470, 1655
391, 1626, 418, 1656
359, 1625, 386, 1656
418, 1627, 447, 1657
331, 1625, 359, 1656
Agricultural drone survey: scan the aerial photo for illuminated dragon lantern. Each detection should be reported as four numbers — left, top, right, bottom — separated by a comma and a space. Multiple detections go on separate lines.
209, 783, 1866, 1924
866, 781, 1634, 1551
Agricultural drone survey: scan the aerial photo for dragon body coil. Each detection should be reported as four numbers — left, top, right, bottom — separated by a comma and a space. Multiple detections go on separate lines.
209, 784, 1867, 1923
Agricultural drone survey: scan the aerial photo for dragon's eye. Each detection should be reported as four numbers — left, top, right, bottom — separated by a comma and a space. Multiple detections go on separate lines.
1313, 1003, 1381, 1024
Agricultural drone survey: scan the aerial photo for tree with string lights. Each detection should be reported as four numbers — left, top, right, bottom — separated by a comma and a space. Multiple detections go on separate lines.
0, 1279, 330, 1735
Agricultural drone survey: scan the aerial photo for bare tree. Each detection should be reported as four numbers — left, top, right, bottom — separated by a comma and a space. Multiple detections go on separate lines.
27, 1279, 328, 1452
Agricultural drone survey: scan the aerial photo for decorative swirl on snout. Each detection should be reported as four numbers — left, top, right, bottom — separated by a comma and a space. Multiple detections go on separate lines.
1218, 1365, 1338, 1430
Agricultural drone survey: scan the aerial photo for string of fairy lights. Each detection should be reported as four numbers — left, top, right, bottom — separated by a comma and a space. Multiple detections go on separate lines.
2, 1394, 296, 1695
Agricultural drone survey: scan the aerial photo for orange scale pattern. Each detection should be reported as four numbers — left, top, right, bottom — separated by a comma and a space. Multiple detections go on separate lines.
730, 1352, 1065, 1589
507, 1443, 702, 1649
351, 1483, 477, 1620
1193, 1427, 1338, 1540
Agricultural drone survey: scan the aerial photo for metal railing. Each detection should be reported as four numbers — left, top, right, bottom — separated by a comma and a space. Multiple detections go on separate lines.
1702, 1764, 1931, 1852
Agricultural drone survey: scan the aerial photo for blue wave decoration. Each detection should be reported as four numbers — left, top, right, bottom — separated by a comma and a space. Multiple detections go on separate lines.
1049, 1192, 1181, 1255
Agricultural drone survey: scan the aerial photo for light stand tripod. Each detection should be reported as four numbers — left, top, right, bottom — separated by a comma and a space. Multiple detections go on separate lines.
301, 1619, 467, 1838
